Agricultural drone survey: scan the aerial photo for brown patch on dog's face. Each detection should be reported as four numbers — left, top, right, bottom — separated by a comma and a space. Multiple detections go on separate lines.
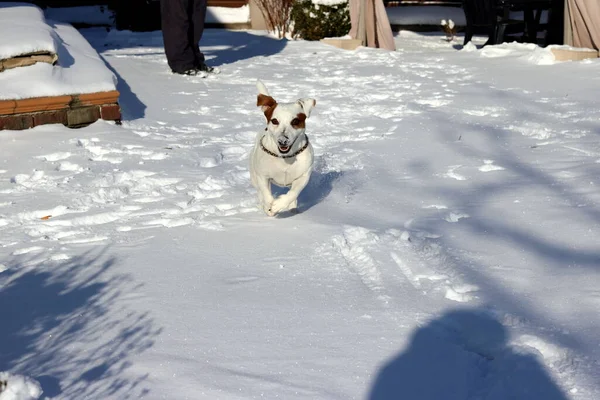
291, 113, 307, 129
257, 94, 277, 122
264, 104, 278, 122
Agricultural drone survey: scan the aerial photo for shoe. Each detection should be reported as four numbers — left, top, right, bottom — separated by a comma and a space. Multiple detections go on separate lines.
172, 68, 204, 76
196, 63, 221, 75
183, 69, 201, 76
172, 64, 220, 77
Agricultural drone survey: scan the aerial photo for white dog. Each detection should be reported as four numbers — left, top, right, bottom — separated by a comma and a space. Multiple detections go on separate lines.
249, 81, 316, 216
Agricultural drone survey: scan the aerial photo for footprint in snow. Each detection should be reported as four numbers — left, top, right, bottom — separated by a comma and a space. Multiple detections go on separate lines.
442, 165, 467, 181
414, 99, 452, 108
224, 276, 261, 285
35, 152, 72, 162
12, 246, 46, 256
479, 160, 505, 172
56, 162, 84, 172
444, 212, 470, 223
445, 284, 479, 303
198, 153, 223, 168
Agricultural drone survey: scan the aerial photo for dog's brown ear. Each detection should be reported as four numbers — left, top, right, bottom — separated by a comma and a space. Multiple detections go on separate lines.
257, 94, 277, 112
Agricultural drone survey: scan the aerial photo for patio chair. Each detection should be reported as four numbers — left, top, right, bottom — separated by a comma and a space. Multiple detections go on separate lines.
462, 0, 526, 46
529, 1, 558, 46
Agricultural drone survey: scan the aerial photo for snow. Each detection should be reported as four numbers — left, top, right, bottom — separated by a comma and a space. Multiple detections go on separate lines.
387, 6, 466, 26
206, 5, 250, 24
312, 0, 348, 6
479, 42, 556, 65
1, 22, 600, 400
0, 22, 116, 100
0, 372, 42, 400
441, 19, 456, 30
0, 3, 58, 60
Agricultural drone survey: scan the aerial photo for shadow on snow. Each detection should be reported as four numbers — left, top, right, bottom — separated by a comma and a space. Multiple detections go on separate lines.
369, 309, 568, 400
85, 29, 287, 121
0, 248, 161, 399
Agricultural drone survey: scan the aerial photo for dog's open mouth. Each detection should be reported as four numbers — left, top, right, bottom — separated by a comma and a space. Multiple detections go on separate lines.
278, 145, 291, 154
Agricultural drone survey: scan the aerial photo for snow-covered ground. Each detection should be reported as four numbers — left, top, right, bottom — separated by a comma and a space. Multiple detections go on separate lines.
0, 372, 41, 400
1, 26, 600, 400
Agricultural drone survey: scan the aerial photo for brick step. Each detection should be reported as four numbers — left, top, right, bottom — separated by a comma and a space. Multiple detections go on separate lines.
0, 91, 121, 130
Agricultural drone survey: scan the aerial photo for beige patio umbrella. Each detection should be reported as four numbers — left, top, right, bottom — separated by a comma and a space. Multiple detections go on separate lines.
349, 0, 396, 51
564, 0, 600, 50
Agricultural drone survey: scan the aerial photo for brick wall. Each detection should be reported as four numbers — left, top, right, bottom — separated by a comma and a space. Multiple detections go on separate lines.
0, 104, 121, 130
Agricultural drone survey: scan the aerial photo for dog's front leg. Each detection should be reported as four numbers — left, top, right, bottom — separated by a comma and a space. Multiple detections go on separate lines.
269, 171, 311, 215
255, 176, 275, 216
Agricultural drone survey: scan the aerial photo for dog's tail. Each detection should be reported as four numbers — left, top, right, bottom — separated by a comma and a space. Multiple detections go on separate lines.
256, 80, 270, 96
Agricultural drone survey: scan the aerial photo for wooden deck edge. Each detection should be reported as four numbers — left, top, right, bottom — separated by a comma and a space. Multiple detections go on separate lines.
0, 90, 120, 115
320, 38, 363, 50
205, 22, 251, 30
550, 47, 599, 61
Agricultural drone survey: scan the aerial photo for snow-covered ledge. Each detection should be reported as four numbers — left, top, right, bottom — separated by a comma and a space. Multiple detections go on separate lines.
0, 3, 120, 130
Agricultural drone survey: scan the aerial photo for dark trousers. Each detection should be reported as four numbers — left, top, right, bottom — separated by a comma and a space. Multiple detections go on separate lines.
160, 0, 208, 73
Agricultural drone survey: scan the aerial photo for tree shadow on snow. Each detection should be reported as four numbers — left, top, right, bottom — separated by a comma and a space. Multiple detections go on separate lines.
369, 309, 568, 400
200, 30, 288, 68
394, 88, 600, 389
0, 248, 161, 399
95, 28, 288, 68
417, 87, 600, 269
83, 29, 287, 121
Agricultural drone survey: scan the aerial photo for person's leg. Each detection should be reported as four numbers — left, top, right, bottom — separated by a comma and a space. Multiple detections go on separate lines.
190, 0, 209, 67
160, 0, 196, 73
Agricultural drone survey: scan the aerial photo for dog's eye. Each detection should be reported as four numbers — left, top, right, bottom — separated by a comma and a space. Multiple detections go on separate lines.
270, 119, 279, 125
291, 118, 300, 126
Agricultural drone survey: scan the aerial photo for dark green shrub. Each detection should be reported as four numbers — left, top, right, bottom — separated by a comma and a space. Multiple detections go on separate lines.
290, 0, 351, 41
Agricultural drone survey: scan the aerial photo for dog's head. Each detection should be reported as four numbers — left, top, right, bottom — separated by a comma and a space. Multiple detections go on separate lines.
256, 80, 316, 155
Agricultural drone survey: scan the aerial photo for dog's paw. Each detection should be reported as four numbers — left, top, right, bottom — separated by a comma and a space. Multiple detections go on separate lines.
269, 196, 291, 216
260, 203, 275, 216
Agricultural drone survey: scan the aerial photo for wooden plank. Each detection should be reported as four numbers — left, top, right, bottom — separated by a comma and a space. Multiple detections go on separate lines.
321, 38, 362, 50
551, 47, 599, 61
